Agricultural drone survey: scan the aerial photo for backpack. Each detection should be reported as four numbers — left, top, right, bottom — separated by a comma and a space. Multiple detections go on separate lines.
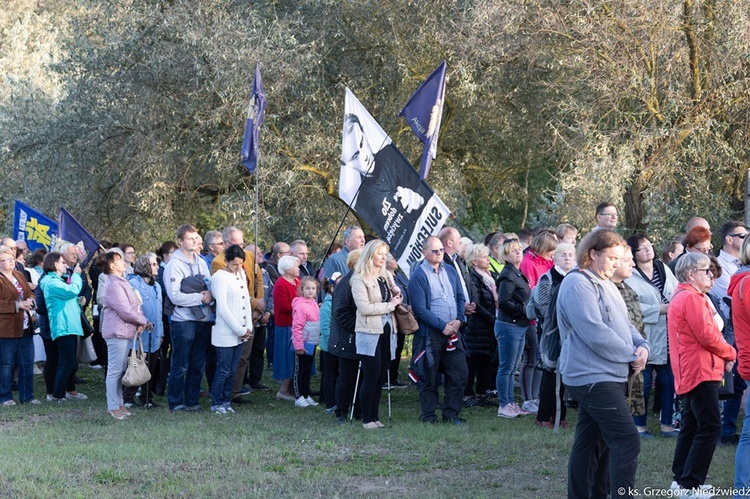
525, 272, 549, 322
538, 277, 563, 370
539, 269, 601, 370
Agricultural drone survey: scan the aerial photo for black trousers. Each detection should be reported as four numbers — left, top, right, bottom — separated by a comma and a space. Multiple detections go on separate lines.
359, 332, 390, 424
672, 381, 722, 489
155, 315, 171, 395
321, 350, 339, 410
41, 337, 74, 395
335, 356, 360, 419
416, 330, 468, 422
388, 332, 405, 383
247, 325, 266, 386
293, 353, 314, 399
465, 352, 494, 397
566, 382, 640, 499
537, 369, 566, 423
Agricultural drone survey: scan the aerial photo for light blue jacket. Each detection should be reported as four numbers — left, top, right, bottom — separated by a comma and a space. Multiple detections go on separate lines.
41, 272, 83, 340
128, 274, 164, 353
319, 293, 332, 352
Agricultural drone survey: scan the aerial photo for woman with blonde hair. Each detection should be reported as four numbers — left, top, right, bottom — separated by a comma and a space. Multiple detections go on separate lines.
351, 240, 402, 429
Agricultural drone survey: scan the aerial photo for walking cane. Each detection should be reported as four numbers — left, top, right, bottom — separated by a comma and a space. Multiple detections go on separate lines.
386, 369, 392, 423
145, 328, 152, 410
349, 361, 362, 423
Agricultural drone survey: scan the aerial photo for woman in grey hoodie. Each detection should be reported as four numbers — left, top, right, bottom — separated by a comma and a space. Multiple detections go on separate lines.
557, 230, 650, 499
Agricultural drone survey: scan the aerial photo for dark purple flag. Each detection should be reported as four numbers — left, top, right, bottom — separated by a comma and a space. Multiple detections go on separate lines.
58, 207, 99, 267
241, 64, 267, 174
399, 61, 446, 180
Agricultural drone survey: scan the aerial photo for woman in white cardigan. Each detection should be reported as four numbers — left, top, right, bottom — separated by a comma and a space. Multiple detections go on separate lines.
209, 245, 254, 415
625, 234, 679, 437
350, 239, 402, 429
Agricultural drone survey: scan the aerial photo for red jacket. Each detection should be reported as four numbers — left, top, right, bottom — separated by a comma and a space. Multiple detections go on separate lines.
728, 270, 750, 380
520, 250, 554, 289
667, 283, 736, 395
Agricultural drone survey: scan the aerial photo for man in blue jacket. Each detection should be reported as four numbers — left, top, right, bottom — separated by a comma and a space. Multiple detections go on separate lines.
408, 236, 468, 424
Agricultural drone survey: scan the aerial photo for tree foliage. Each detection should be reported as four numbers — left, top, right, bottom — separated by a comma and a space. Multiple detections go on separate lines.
2, 0, 749, 257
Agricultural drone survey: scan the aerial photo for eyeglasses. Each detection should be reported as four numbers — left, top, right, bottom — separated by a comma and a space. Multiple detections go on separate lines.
599, 212, 618, 218
693, 245, 714, 254
428, 248, 445, 255
694, 267, 714, 276
636, 243, 653, 252
729, 233, 748, 239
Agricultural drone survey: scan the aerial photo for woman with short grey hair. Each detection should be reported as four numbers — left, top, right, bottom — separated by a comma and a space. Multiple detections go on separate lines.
668, 251, 736, 494
272, 255, 300, 401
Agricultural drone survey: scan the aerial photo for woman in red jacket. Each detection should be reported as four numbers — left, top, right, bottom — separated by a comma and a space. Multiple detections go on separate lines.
668, 252, 736, 494
728, 237, 750, 493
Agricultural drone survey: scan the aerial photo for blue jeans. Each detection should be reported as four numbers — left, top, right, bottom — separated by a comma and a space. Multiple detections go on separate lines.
634, 363, 675, 427
210, 343, 244, 406
722, 363, 748, 437
53, 335, 78, 399
0, 338, 20, 403
167, 321, 210, 409
495, 321, 527, 407
17, 334, 34, 403
734, 382, 750, 497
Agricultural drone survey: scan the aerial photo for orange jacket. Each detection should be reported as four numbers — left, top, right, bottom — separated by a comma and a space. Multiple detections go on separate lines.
728, 270, 750, 380
667, 283, 736, 395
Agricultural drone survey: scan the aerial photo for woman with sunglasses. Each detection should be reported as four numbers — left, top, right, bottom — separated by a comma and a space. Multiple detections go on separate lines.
668, 252, 736, 494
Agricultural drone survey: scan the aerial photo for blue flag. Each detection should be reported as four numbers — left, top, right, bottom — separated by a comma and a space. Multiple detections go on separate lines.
399, 61, 447, 180
241, 63, 268, 174
58, 207, 100, 267
13, 200, 58, 251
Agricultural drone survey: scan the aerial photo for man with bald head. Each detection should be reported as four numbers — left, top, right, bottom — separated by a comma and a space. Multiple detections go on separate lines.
408, 236, 468, 424
291, 240, 316, 277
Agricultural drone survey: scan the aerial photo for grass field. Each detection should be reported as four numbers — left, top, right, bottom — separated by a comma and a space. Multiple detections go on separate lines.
0, 366, 741, 498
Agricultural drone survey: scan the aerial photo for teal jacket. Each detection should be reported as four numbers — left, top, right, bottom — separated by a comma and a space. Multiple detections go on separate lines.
40, 272, 83, 340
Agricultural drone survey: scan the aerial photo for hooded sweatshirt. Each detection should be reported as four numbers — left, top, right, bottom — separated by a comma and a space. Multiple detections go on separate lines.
291, 296, 320, 351
162, 248, 211, 323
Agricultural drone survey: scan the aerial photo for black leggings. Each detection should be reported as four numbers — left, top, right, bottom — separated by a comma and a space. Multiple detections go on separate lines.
321, 351, 339, 410
335, 356, 360, 419
537, 369, 567, 423
293, 353, 314, 399
42, 337, 74, 396
359, 331, 391, 424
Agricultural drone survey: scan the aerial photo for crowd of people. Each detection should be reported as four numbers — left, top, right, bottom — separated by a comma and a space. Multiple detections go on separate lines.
1, 204, 749, 497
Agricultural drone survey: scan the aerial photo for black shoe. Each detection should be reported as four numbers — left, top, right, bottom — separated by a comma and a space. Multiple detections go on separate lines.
249, 383, 270, 391
721, 434, 740, 446
476, 396, 498, 408
463, 396, 480, 408
238, 384, 252, 396
184, 405, 202, 412
335, 416, 346, 425
421, 418, 438, 424
232, 397, 251, 405
443, 417, 467, 425
141, 401, 161, 409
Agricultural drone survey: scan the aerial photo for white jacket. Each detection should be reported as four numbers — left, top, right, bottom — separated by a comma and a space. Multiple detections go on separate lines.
211, 269, 253, 347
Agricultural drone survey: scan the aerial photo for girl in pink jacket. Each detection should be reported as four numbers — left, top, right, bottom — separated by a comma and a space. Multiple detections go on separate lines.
291, 277, 320, 408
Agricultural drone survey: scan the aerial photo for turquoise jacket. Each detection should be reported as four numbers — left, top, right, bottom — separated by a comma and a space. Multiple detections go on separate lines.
40, 272, 83, 340
319, 293, 333, 352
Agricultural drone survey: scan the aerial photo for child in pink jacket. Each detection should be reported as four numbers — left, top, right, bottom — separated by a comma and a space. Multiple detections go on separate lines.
291, 277, 321, 408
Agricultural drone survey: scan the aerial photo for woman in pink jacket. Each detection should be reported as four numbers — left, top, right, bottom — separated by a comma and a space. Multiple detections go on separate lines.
101, 252, 150, 420
667, 252, 736, 494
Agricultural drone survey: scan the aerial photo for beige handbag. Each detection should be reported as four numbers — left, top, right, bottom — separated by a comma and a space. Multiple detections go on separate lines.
122, 333, 151, 387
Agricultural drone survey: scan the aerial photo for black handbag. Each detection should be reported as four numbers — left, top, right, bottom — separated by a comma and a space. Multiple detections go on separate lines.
718, 369, 734, 400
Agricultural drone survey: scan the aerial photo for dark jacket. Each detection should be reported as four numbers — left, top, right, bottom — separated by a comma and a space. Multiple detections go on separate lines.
465, 269, 496, 356
329, 273, 358, 360
496, 263, 531, 327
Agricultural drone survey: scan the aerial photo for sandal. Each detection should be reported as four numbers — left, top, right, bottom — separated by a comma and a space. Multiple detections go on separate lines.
362, 422, 379, 429
108, 410, 128, 420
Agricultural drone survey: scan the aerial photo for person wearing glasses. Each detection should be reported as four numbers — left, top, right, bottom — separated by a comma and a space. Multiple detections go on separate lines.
201, 231, 224, 269
710, 221, 750, 448
409, 236, 468, 424
120, 244, 137, 275
668, 252, 736, 495
592, 202, 618, 232
625, 234, 679, 438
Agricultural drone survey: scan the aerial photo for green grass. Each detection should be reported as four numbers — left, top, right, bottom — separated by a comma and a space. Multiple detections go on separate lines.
0, 367, 740, 498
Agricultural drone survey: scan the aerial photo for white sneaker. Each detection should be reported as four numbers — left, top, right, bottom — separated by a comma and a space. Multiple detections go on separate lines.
295, 397, 310, 407
210, 405, 227, 414
521, 399, 539, 414
305, 396, 319, 406
2, 400, 16, 406
513, 403, 531, 415
65, 392, 88, 400
497, 404, 518, 418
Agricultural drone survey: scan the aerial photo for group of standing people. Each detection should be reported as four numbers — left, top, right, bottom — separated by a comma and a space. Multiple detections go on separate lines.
2, 203, 749, 497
